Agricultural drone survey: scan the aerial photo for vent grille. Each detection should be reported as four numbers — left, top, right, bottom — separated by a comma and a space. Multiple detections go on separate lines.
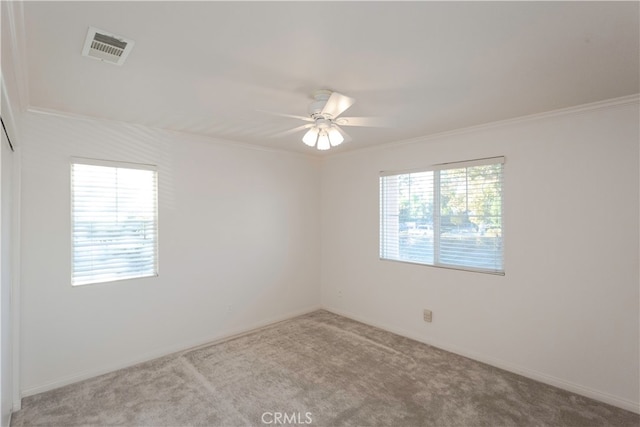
82, 27, 134, 66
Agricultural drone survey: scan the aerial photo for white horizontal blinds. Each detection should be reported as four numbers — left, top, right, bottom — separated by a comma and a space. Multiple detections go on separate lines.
71, 160, 158, 285
380, 157, 504, 274
437, 162, 503, 273
380, 171, 434, 264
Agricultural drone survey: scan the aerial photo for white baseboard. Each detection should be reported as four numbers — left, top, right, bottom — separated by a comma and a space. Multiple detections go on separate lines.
323, 306, 640, 415
20, 304, 639, 414
21, 305, 322, 398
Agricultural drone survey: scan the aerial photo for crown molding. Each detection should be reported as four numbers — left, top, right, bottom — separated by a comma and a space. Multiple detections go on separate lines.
26, 106, 322, 161
326, 94, 640, 159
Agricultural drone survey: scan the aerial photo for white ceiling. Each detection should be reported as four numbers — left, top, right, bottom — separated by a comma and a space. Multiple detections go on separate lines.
21, 1, 640, 155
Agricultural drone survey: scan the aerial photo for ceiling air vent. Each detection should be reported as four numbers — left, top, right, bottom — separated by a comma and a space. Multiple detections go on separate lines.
82, 27, 135, 66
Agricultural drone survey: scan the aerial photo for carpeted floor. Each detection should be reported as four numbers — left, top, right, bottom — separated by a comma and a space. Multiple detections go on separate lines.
11, 310, 640, 426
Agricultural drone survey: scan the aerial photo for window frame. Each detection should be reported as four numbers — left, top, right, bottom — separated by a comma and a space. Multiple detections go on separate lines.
70, 157, 159, 286
379, 156, 505, 275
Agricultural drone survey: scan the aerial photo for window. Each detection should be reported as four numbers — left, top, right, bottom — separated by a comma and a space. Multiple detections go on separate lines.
380, 157, 504, 274
71, 159, 158, 286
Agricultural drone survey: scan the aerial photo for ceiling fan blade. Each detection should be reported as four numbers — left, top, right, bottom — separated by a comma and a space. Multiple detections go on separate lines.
321, 92, 355, 118
258, 110, 314, 122
336, 117, 392, 127
270, 123, 314, 138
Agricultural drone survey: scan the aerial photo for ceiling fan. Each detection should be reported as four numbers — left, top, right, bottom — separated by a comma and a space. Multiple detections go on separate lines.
269, 90, 386, 150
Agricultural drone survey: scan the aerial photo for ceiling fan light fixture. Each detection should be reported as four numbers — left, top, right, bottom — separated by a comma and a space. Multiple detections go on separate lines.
302, 127, 319, 146
280, 90, 377, 150
328, 127, 344, 147
317, 131, 331, 150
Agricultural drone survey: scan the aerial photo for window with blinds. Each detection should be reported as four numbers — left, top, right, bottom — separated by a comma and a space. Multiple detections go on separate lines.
71, 159, 158, 286
380, 157, 504, 274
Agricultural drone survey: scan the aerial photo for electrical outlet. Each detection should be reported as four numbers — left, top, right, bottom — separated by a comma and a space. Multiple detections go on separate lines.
423, 309, 432, 323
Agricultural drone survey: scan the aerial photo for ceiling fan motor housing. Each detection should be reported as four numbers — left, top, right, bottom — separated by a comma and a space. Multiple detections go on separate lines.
309, 90, 332, 118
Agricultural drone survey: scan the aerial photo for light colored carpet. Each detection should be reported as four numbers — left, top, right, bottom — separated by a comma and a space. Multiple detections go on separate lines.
11, 310, 639, 426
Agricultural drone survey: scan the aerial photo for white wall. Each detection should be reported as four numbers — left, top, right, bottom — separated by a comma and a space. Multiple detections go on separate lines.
321, 100, 640, 412
1, 0, 25, 421
0, 123, 14, 427
19, 111, 321, 394
17, 98, 640, 413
